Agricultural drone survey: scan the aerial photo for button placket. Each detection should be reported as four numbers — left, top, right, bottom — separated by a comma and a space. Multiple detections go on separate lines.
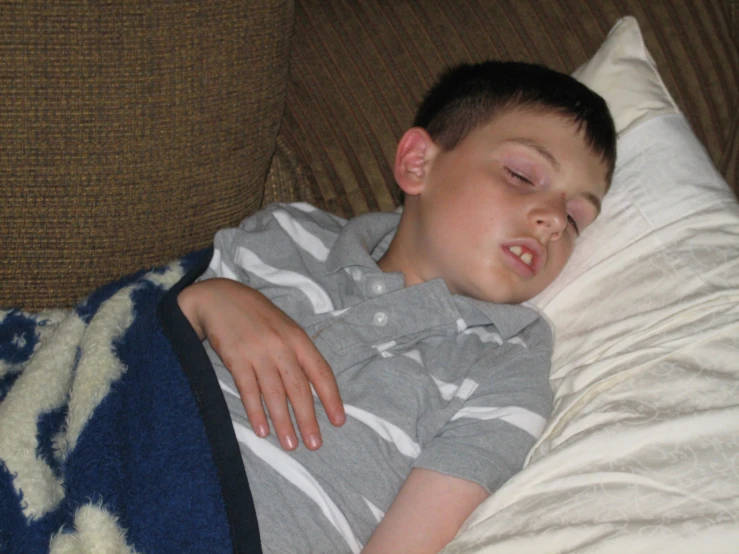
369, 278, 387, 296
318, 279, 460, 355
373, 312, 388, 326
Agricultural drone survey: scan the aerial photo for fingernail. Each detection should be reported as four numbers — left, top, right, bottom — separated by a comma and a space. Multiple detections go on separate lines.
256, 424, 269, 438
306, 434, 321, 450
284, 434, 297, 450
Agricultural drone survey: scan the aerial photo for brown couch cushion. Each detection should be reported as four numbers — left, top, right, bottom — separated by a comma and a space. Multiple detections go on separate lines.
269, 0, 738, 217
1, 0, 293, 310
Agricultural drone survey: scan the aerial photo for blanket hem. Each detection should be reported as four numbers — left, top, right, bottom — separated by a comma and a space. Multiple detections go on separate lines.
157, 248, 262, 554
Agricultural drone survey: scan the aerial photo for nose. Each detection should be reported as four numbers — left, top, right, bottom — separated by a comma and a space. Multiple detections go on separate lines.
529, 195, 568, 242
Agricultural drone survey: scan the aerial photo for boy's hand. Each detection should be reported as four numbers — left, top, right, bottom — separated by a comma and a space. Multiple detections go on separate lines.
178, 278, 345, 451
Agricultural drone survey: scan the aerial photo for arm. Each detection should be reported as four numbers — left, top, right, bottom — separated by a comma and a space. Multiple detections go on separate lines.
362, 320, 552, 553
178, 277, 345, 451
362, 468, 488, 554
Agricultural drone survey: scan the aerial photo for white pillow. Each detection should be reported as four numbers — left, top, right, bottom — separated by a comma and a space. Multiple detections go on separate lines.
444, 16, 739, 554
571, 16, 680, 135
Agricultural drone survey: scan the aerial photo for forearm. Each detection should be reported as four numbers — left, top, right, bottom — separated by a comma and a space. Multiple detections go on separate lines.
176, 277, 344, 450
362, 468, 488, 554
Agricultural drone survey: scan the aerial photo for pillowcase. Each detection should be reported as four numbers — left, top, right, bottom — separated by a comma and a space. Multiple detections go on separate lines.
571, 16, 680, 136
444, 16, 739, 553
532, 15, 734, 310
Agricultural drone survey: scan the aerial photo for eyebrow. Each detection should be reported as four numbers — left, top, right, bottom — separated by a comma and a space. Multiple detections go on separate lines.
508, 137, 602, 215
509, 138, 561, 171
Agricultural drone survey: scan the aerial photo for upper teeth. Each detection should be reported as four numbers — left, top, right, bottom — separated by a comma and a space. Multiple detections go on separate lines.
509, 246, 533, 266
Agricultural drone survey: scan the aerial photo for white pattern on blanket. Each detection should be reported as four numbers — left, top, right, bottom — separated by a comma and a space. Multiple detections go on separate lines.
0, 265, 185, 521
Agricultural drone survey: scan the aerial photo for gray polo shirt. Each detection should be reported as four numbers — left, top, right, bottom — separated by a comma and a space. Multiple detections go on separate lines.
199, 202, 553, 554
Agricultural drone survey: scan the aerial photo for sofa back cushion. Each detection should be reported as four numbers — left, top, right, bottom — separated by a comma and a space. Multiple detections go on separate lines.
267, 0, 738, 217
1, 0, 293, 310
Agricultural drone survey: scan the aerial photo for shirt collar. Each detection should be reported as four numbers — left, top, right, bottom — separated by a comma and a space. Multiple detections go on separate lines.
325, 211, 543, 338
325, 212, 400, 274
455, 297, 542, 340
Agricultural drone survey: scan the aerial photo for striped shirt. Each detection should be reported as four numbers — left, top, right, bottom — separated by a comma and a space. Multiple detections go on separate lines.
199, 202, 553, 553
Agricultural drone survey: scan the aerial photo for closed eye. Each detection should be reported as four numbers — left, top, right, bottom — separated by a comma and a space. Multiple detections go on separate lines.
568, 215, 580, 236
505, 167, 534, 186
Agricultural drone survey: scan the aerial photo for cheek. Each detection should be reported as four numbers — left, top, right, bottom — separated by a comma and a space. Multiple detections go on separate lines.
447, 195, 495, 236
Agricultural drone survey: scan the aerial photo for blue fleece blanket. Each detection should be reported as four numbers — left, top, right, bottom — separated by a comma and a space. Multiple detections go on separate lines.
0, 250, 260, 554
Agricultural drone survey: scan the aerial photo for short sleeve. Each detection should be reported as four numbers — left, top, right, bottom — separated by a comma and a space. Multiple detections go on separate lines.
412, 318, 554, 493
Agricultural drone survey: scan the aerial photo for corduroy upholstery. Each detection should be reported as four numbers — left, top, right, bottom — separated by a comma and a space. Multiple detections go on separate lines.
267, 0, 739, 218
2, 0, 736, 309
1, 0, 293, 310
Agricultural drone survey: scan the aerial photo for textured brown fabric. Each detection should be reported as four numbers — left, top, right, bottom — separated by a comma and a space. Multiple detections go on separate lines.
720, 0, 739, 192
268, 0, 739, 217
722, 0, 738, 38
262, 137, 319, 207
723, 112, 739, 192
1, 0, 294, 310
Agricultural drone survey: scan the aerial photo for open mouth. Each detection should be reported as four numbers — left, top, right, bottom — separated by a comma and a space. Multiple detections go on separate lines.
502, 240, 545, 278
507, 245, 533, 266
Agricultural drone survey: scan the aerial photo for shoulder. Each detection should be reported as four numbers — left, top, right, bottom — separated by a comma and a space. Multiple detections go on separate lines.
515, 312, 553, 355
240, 202, 348, 233
458, 297, 553, 357
460, 308, 553, 390
216, 202, 348, 259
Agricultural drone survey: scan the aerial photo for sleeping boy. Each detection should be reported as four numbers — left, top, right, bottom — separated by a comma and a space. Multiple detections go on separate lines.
178, 60, 616, 553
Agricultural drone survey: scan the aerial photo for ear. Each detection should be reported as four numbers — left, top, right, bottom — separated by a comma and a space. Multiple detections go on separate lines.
393, 127, 437, 196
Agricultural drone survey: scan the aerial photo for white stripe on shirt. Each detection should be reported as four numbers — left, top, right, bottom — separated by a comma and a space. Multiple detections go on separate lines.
232, 421, 363, 554
402, 349, 423, 365
362, 497, 385, 523
372, 340, 396, 354
507, 336, 529, 348
218, 378, 239, 399
235, 246, 335, 314
403, 350, 480, 401
451, 406, 547, 438
344, 404, 421, 459
288, 202, 319, 213
289, 202, 347, 225
431, 377, 480, 401
463, 327, 503, 345
273, 209, 331, 261
209, 248, 240, 281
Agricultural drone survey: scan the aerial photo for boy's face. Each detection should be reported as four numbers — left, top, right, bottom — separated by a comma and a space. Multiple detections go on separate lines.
386, 109, 609, 304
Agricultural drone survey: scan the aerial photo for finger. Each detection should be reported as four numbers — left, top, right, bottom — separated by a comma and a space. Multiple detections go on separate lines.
254, 362, 299, 451
297, 345, 345, 427
230, 363, 271, 439
276, 352, 323, 451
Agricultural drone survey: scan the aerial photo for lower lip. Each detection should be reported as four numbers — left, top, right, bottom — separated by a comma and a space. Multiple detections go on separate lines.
501, 246, 536, 279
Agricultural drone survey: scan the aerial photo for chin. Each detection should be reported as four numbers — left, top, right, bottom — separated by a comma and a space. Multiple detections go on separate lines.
493, 287, 541, 304
471, 288, 528, 305
456, 275, 538, 304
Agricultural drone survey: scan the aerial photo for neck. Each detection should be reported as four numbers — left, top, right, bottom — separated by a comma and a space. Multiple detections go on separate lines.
377, 215, 423, 287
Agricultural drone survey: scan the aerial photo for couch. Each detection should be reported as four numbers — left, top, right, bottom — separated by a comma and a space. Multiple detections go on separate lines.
2, 0, 736, 311
2, 1, 738, 553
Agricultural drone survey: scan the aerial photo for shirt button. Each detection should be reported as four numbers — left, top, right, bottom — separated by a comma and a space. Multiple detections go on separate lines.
373, 312, 388, 326
369, 279, 387, 295
350, 268, 363, 281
